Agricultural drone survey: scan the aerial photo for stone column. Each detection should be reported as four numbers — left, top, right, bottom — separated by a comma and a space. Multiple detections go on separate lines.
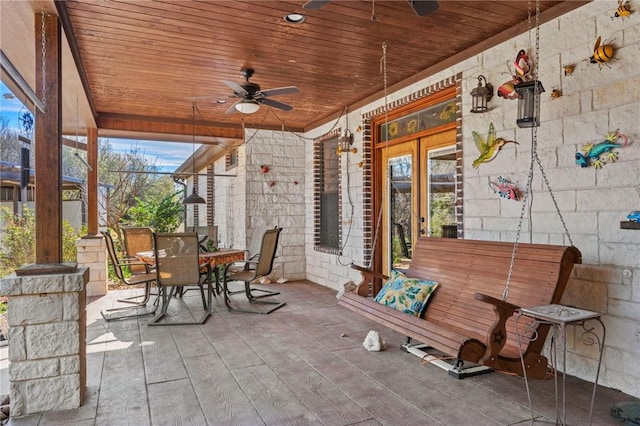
0, 268, 88, 417
75, 236, 107, 297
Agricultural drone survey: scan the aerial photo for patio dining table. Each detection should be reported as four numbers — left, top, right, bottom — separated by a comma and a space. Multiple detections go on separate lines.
136, 248, 245, 295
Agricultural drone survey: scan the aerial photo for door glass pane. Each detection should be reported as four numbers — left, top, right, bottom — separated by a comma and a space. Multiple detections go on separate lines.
428, 147, 456, 237
388, 154, 412, 271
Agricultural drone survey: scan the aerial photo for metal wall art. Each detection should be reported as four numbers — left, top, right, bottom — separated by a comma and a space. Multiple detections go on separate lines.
587, 36, 616, 68
497, 49, 535, 100
472, 122, 518, 168
489, 176, 521, 201
612, 0, 632, 19
575, 130, 629, 168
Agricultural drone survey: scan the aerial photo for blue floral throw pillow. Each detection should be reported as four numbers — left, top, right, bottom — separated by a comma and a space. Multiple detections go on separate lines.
374, 270, 438, 317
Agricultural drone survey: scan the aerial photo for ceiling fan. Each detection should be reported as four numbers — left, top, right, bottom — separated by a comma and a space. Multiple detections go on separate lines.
221, 68, 300, 114
303, 0, 439, 16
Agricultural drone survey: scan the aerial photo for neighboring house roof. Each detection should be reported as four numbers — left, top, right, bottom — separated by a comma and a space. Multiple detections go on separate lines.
0, 161, 112, 190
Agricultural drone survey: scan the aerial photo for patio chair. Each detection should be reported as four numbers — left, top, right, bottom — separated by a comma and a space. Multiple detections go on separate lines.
222, 226, 285, 314
195, 225, 218, 251
149, 232, 212, 325
120, 226, 156, 304
100, 230, 158, 321
123, 227, 154, 274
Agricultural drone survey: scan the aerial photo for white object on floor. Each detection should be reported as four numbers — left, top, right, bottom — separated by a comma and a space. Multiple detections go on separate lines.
363, 330, 386, 352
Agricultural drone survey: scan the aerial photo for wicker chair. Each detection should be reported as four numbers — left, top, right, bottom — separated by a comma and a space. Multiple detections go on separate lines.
222, 226, 285, 314
101, 230, 158, 321
149, 232, 212, 325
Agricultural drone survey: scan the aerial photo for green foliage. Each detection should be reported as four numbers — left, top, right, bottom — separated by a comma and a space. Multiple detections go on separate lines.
126, 190, 183, 233
97, 139, 180, 239
63, 222, 87, 262
0, 207, 85, 276
429, 193, 455, 237
0, 207, 35, 275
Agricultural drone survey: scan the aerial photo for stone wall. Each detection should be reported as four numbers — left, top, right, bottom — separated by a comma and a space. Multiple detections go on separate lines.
214, 131, 306, 281
303, 1, 640, 398
0, 268, 89, 416
244, 130, 306, 281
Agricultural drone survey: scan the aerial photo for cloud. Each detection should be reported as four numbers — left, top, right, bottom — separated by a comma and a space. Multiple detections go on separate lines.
106, 138, 193, 171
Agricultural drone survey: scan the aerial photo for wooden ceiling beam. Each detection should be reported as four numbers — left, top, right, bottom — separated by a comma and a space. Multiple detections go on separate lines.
96, 113, 244, 140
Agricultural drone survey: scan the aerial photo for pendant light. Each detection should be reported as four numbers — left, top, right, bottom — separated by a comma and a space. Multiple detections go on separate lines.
183, 102, 206, 205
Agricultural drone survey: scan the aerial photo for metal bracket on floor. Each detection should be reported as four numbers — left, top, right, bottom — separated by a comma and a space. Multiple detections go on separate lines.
401, 341, 493, 379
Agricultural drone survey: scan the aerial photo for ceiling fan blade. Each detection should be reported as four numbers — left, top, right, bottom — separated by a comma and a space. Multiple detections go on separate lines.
408, 0, 439, 16
258, 86, 301, 97
221, 80, 248, 96
225, 102, 240, 114
259, 98, 294, 111
303, 0, 330, 10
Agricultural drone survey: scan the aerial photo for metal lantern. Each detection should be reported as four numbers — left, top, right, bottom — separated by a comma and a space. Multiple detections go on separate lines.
183, 102, 206, 205
470, 75, 493, 113
514, 80, 545, 128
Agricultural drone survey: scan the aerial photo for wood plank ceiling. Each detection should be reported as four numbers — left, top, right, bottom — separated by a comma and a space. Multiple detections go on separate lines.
58, 0, 584, 141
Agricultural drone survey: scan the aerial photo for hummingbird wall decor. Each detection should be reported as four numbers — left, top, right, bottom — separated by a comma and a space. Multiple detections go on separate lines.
472, 123, 518, 168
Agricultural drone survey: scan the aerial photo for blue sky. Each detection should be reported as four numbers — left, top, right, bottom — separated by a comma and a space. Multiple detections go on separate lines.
1, 81, 187, 172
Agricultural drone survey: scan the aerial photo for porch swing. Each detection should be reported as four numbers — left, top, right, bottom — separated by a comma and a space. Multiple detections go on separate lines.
338, 5, 582, 379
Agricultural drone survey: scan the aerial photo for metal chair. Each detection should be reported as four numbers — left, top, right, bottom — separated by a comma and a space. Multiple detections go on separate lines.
123, 227, 154, 274
149, 232, 212, 326
195, 225, 218, 251
222, 226, 285, 314
100, 230, 158, 321
120, 226, 156, 305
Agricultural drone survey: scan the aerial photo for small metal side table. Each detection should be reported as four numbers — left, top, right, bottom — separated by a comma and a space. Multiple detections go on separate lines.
515, 304, 605, 425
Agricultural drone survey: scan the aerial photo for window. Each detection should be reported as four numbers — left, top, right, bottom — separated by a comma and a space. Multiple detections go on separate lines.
314, 133, 341, 253
226, 148, 238, 170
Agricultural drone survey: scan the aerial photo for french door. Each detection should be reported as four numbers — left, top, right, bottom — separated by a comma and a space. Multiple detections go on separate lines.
379, 129, 456, 274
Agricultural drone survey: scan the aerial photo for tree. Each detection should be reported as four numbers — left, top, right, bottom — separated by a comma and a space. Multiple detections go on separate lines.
0, 207, 85, 276
1, 124, 184, 253
127, 190, 184, 233
1, 115, 23, 164
97, 140, 161, 240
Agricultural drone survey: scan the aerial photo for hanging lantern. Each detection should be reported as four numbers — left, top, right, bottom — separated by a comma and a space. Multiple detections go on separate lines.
470, 75, 493, 113
514, 80, 545, 128
183, 102, 206, 205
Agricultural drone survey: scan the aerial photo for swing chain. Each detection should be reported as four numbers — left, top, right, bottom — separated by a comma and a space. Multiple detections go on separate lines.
41, 11, 47, 106
369, 42, 389, 268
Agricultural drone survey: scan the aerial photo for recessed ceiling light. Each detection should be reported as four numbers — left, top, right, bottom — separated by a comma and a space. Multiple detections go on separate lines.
216, 99, 227, 104
284, 13, 305, 24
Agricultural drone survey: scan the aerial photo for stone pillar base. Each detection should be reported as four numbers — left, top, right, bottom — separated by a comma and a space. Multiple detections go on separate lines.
76, 235, 107, 297
0, 268, 88, 417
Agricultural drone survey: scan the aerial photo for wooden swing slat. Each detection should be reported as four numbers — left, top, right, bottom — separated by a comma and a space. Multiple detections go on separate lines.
339, 237, 581, 378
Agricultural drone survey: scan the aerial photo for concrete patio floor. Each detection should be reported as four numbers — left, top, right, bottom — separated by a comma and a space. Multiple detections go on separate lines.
1, 280, 637, 425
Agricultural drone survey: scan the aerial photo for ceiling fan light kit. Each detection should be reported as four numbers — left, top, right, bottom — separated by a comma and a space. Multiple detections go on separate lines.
235, 100, 260, 114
